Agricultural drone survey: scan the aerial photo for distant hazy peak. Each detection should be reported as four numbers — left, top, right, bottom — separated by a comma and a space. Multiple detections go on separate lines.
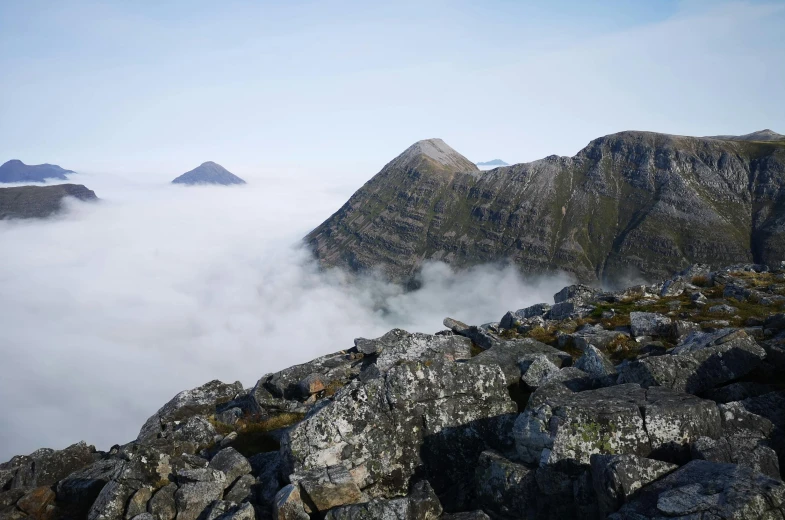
171, 161, 246, 185
706, 129, 784, 142
477, 159, 509, 166
0, 160, 75, 183
386, 138, 479, 174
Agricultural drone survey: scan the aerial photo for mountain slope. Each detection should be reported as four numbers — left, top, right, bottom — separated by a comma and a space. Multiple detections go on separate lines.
708, 129, 785, 142
0, 184, 98, 219
0, 160, 75, 183
306, 130, 785, 285
172, 161, 246, 185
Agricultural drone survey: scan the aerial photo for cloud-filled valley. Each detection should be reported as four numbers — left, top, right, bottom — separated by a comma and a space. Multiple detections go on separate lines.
0, 172, 570, 460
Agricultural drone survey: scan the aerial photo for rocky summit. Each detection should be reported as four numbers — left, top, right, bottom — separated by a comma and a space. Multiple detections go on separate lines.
0, 160, 75, 183
3, 262, 785, 519
172, 162, 247, 186
306, 130, 785, 285
0, 184, 98, 220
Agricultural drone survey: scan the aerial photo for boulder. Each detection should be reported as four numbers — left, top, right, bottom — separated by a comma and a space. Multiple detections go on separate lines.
283, 361, 516, 508
609, 460, 785, 519
570, 324, 628, 351
292, 465, 364, 512
15, 486, 56, 518
124, 486, 152, 519
147, 483, 177, 520
9, 441, 95, 489
474, 450, 536, 519
443, 318, 498, 350
323, 480, 442, 520
87, 480, 136, 520
590, 454, 677, 519
554, 284, 598, 304
137, 380, 242, 442
629, 312, 672, 338
616, 355, 701, 393
519, 355, 560, 389
208, 448, 251, 489
371, 330, 472, 373
469, 338, 569, 386
258, 351, 359, 401
174, 480, 225, 520
691, 434, 780, 479
574, 345, 616, 378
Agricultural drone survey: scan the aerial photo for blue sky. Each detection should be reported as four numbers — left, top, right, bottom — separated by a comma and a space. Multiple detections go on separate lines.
1, 0, 783, 177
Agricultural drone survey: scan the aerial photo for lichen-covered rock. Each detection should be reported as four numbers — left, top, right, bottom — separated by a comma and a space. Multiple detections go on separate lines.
9, 441, 95, 490
574, 345, 616, 378
469, 338, 569, 386
292, 465, 364, 512
691, 434, 780, 479
370, 330, 472, 373
137, 380, 243, 442
609, 460, 785, 519
87, 480, 136, 520
147, 483, 177, 520
124, 486, 152, 519
443, 318, 498, 350
223, 474, 255, 504
208, 448, 251, 489
629, 312, 672, 338
284, 361, 515, 507
519, 354, 560, 389
642, 387, 722, 463
570, 324, 628, 352
616, 354, 701, 394
514, 384, 650, 465
323, 480, 442, 520
174, 480, 225, 520
474, 450, 536, 519
590, 454, 677, 519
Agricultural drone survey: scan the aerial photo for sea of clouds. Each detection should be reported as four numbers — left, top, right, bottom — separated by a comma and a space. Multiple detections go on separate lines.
0, 170, 571, 460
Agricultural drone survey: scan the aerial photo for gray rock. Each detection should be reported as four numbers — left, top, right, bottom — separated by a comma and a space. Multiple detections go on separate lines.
138, 380, 242, 442
500, 304, 551, 329
704, 382, 777, 403
176, 467, 226, 485
539, 366, 593, 392
208, 448, 251, 489
88, 480, 136, 520
643, 386, 722, 463
474, 450, 536, 519
257, 350, 359, 401
710, 303, 738, 314
440, 512, 491, 520
443, 318, 498, 350
147, 483, 177, 520
214, 502, 255, 520
323, 480, 442, 520
519, 355, 560, 389
570, 324, 628, 351
574, 345, 616, 378
514, 384, 649, 465
130, 515, 154, 520
691, 434, 780, 479
56, 458, 126, 510
283, 361, 515, 507
9, 441, 95, 489
223, 474, 255, 503
630, 312, 672, 338
590, 454, 677, 519
609, 460, 785, 519
372, 330, 472, 373
174, 480, 225, 520
125, 486, 152, 519
554, 284, 598, 304
470, 338, 569, 386
660, 279, 686, 297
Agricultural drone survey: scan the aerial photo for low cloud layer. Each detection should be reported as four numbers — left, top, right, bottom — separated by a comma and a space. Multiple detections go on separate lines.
0, 172, 570, 460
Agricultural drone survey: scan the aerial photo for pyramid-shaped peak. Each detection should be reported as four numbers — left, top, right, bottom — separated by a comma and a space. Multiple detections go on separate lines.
172, 161, 246, 186
387, 138, 479, 174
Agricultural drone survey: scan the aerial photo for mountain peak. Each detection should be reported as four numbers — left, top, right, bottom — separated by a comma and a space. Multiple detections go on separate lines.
0, 160, 74, 183
706, 129, 784, 142
172, 162, 246, 186
386, 138, 478, 175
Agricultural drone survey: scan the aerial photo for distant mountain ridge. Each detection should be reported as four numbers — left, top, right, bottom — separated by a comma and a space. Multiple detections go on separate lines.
0, 160, 75, 183
0, 184, 97, 219
307, 129, 785, 285
172, 162, 246, 185
707, 129, 784, 142
477, 159, 509, 166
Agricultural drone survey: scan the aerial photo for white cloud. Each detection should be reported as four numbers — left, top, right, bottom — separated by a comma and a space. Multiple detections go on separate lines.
0, 172, 570, 460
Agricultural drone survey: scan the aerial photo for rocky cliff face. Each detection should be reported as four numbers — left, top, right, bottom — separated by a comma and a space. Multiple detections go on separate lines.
2, 262, 785, 519
172, 162, 246, 185
0, 184, 98, 220
306, 131, 785, 286
0, 160, 75, 183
